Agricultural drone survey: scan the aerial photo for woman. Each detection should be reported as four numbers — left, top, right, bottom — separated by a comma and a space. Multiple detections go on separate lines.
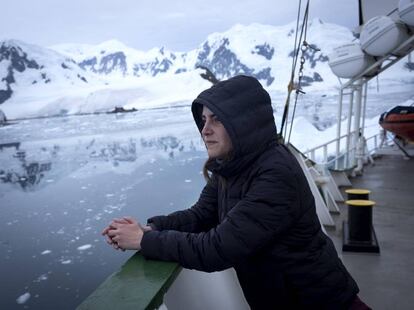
102, 75, 370, 309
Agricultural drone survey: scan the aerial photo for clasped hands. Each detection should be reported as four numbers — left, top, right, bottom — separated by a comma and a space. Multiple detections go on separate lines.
101, 217, 152, 251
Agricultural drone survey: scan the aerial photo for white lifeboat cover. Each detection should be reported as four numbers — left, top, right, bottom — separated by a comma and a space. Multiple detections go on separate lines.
360, 16, 410, 56
399, 0, 414, 26
328, 43, 375, 78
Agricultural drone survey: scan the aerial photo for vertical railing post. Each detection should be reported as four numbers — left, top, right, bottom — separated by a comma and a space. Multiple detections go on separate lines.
346, 89, 354, 168
336, 89, 344, 169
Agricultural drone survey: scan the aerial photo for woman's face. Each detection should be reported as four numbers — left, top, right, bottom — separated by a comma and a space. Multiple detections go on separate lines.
201, 105, 233, 159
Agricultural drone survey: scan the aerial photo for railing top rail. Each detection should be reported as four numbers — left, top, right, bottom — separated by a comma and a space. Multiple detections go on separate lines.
76, 253, 181, 310
304, 130, 359, 154
303, 132, 382, 165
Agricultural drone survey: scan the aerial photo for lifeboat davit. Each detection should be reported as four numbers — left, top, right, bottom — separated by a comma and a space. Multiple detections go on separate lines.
379, 106, 414, 142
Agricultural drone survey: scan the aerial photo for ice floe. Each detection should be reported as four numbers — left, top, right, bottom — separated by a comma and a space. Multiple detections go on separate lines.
16, 292, 30, 304
77, 244, 92, 251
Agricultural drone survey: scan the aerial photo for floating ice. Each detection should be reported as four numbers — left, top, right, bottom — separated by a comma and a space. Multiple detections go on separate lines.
41, 250, 52, 255
35, 274, 48, 282
184, 179, 192, 183
146, 172, 153, 176
77, 244, 92, 251
16, 292, 30, 304
106, 193, 114, 197
61, 260, 72, 264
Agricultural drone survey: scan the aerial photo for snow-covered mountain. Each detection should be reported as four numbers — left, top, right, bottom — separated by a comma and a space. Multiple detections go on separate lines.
1, 19, 412, 118
0, 40, 101, 104
51, 19, 354, 89
52, 40, 188, 79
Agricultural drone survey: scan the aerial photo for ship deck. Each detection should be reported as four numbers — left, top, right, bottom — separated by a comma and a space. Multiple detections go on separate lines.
327, 154, 414, 310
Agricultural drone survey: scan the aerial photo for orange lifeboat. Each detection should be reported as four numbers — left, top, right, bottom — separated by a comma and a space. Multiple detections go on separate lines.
379, 106, 414, 142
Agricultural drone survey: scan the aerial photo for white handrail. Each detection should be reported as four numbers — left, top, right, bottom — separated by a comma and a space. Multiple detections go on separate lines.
303, 132, 383, 165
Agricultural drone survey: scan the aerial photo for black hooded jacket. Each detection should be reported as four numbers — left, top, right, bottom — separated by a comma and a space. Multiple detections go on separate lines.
141, 75, 359, 309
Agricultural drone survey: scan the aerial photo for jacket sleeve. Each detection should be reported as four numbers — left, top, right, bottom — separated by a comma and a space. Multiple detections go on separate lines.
146, 177, 219, 233
141, 165, 299, 272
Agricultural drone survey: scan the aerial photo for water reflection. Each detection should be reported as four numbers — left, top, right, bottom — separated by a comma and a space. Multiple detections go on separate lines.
0, 146, 53, 190
0, 134, 193, 192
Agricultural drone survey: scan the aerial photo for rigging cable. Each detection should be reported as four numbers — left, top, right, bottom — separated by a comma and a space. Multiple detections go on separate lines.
279, 0, 311, 144
279, 0, 303, 141
287, 2, 311, 144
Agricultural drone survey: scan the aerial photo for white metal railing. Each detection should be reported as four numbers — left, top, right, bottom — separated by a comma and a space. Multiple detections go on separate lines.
303, 131, 383, 168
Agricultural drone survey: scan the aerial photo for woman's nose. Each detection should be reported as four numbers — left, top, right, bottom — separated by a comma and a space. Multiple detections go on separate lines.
202, 120, 212, 136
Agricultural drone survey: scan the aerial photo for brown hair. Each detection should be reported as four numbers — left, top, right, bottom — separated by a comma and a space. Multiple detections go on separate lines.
202, 151, 234, 190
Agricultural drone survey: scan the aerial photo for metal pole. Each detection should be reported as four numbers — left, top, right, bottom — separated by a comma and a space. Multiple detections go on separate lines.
353, 79, 363, 167
361, 79, 368, 138
335, 89, 343, 169
346, 88, 354, 168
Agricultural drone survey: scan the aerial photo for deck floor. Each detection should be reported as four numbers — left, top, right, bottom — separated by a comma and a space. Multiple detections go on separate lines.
326, 154, 414, 310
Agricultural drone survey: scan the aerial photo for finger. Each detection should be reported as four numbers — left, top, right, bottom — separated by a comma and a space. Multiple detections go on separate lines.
107, 218, 122, 226
109, 222, 120, 229
101, 226, 111, 235
112, 240, 121, 249
109, 222, 126, 229
117, 242, 126, 251
106, 236, 114, 245
107, 229, 118, 237
113, 218, 129, 224
123, 216, 136, 224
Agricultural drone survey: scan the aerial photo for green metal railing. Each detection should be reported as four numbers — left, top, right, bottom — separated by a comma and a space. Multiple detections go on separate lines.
77, 253, 181, 310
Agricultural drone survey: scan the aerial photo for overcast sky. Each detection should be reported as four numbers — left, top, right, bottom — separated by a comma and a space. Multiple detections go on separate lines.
1, 0, 360, 51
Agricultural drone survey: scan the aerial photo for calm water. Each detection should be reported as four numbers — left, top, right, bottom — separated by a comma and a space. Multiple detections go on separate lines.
0, 108, 207, 309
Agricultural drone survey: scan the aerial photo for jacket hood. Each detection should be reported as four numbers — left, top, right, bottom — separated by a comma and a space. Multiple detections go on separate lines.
192, 75, 277, 177
192, 75, 277, 156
